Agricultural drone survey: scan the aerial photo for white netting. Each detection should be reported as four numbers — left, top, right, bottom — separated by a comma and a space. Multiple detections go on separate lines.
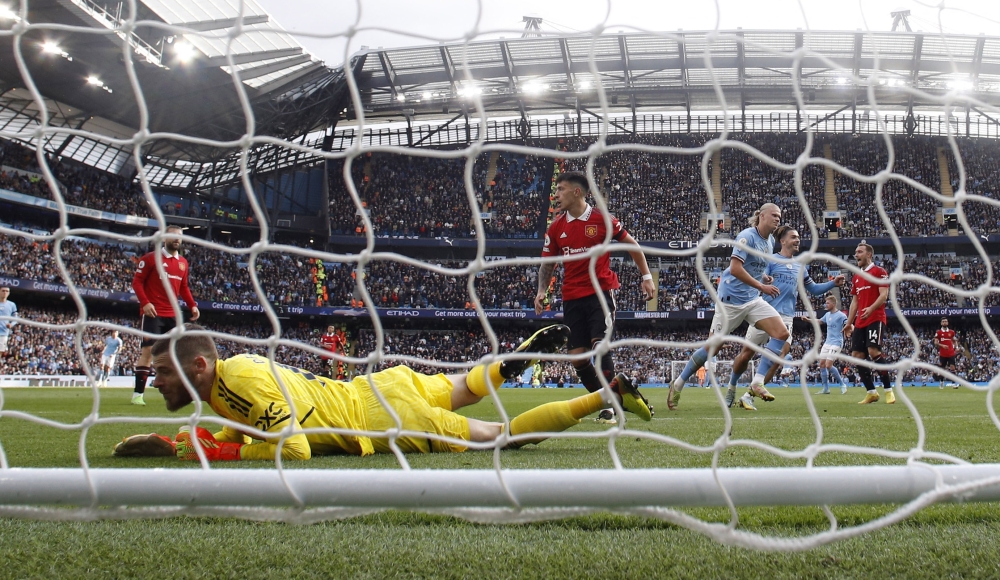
670, 360, 756, 385
0, 0, 999, 553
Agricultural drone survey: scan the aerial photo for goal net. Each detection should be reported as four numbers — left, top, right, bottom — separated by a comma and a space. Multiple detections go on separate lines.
1, 0, 1000, 552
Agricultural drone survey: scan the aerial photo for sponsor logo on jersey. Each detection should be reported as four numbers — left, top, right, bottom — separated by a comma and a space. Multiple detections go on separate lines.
585, 225, 598, 238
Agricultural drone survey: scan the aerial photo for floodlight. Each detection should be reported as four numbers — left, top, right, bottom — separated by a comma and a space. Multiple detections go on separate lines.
86, 76, 103, 86
0, 5, 19, 20
396, 94, 406, 102
42, 42, 62, 55
173, 41, 196, 63
422, 91, 432, 100
523, 82, 546, 95
577, 80, 592, 91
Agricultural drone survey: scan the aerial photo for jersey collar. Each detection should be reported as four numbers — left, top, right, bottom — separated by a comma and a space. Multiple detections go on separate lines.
565, 204, 593, 222
161, 247, 179, 260
863, 262, 877, 272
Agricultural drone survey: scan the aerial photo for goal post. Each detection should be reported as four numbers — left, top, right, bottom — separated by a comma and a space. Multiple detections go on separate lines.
3, 465, 1000, 509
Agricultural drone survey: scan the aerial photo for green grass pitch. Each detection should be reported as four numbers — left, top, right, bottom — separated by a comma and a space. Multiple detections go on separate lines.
1, 385, 1000, 579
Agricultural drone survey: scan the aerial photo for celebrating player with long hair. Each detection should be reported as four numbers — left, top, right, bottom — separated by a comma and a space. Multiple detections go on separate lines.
669, 203, 790, 410
725, 225, 844, 410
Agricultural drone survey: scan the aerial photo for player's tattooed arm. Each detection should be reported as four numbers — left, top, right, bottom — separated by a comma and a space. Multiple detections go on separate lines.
537, 262, 555, 295
535, 262, 556, 314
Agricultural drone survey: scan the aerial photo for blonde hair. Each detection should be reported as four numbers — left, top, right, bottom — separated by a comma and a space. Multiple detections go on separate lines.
748, 203, 780, 227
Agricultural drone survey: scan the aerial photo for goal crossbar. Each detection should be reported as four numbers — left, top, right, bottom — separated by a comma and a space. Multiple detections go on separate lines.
2, 465, 999, 508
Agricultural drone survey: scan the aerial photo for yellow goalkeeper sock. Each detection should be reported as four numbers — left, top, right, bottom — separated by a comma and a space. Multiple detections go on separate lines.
510, 395, 589, 443
466, 362, 505, 397
568, 391, 606, 419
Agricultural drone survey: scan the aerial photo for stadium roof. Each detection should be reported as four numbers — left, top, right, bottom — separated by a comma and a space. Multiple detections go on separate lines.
4, 21, 1000, 190
0, 0, 344, 167
354, 29, 1000, 121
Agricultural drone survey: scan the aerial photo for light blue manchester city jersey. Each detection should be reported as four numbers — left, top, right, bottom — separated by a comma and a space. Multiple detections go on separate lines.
764, 258, 836, 317
718, 226, 775, 306
821, 310, 848, 347
0, 300, 16, 337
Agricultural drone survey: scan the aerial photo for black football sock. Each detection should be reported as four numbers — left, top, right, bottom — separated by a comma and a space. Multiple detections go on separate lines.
871, 354, 893, 390
575, 363, 602, 393
134, 366, 151, 395
599, 351, 616, 384
857, 365, 876, 391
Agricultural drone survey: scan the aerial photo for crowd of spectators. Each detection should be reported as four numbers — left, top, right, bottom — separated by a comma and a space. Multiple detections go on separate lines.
944, 139, 1000, 236
0, 307, 340, 378
1, 299, 995, 388
328, 149, 556, 240
325, 133, 1000, 242
560, 134, 711, 242
479, 152, 552, 238
720, 133, 828, 237
829, 135, 951, 238
354, 322, 999, 387
0, 139, 153, 218
1, 221, 992, 314
5, 132, 1000, 243
328, 151, 476, 239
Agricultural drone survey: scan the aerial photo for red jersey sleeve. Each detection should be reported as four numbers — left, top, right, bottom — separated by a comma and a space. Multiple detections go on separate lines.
132, 253, 153, 307
179, 257, 196, 308
541, 219, 561, 257
609, 214, 627, 242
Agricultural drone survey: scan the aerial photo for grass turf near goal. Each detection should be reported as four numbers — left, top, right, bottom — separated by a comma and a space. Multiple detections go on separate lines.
2, 387, 1000, 578
4, 387, 999, 470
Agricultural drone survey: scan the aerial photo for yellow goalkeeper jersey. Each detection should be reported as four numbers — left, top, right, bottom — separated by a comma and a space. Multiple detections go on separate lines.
209, 354, 374, 460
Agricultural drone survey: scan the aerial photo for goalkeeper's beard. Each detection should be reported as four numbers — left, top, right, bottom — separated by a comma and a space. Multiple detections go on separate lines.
154, 379, 196, 412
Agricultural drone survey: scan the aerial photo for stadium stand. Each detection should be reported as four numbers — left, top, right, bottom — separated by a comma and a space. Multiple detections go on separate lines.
0, 140, 153, 219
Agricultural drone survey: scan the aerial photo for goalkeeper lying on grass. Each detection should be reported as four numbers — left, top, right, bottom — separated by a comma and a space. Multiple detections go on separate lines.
113, 323, 651, 461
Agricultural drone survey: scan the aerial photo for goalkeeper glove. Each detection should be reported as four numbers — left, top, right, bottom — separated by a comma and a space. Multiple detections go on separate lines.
112, 433, 176, 457
175, 426, 243, 461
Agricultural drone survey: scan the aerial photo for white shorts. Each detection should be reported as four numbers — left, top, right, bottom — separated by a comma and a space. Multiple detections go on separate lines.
710, 297, 781, 338
745, 314, 794, 347
101, 354, 118, 368
820, 344, 842, 361
0, 335, 7, 353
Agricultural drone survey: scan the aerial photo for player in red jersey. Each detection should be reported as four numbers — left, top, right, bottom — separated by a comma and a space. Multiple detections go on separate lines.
533, 171, 655, 421
843, 242, 894, 405
130, 225, 199, 405
320, 325, 344, 378
934, 317, 959, 389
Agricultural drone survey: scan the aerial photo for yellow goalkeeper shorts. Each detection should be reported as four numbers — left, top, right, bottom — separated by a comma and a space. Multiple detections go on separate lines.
355, 366, 470, 454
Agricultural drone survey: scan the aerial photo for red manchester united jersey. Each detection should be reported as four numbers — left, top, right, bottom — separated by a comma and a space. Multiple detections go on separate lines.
850, 262, 889, 328
320, 333, 340, 359
541, 205, 627, 301
132, 248, 196, 317
936, 328, 957, 357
